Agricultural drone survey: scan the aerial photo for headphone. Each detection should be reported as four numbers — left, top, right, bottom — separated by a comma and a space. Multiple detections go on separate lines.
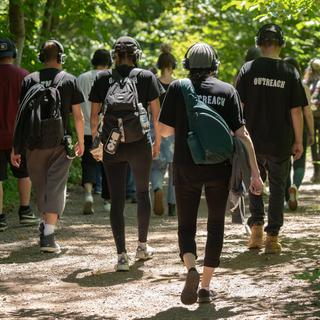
38, 40, 66, 64
183, 43, 220, 73
255, 24, 285, 47
111, 38, 142, 62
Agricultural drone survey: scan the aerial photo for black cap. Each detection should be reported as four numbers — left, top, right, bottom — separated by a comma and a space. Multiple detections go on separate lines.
0, 39, 16, 58
256, 24, 285, 46
113, 36, 141, 53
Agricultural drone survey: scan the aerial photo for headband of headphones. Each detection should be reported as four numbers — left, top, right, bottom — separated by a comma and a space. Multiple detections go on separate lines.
183, 42, 220, 73
39, 39, 66, 64
255, 24, 285, 47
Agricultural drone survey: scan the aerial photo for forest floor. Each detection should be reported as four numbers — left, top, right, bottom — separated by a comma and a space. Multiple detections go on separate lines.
0, 163, 319, 320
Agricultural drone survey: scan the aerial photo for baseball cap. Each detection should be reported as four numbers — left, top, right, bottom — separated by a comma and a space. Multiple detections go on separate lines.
188, 43, 216, 69
256, 24, 284, 45
113, 36, 141, 53
0, 39, 16, 58
310, 58, 320, 72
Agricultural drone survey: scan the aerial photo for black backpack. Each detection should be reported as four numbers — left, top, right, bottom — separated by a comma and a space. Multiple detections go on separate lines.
101, 68, 150, 144
14, 71, 65, 151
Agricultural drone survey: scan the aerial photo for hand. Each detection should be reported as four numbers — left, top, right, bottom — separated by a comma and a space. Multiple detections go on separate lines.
11, 150, 21, 168
249, 176, 264, 195
292, 142, 303, 160
152, 142, 160, 159
90, 142, 103, 162
75, 141, 84, 157
307, 134, 314, 146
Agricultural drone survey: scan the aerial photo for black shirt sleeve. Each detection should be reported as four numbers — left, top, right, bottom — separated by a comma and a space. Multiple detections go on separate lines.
70, 77, 85, 105
226, 87, 246, 132
146, 71, 161, 102
159, 80, 179, 127
289, 69, 308, 109
89, 72, 109, 103
235, 63, 247, 104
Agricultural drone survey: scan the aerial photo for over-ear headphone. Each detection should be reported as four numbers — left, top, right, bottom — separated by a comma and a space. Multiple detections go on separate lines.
38, 40, 66, 64
255, 24, 285, 47
182, 43, 220, 73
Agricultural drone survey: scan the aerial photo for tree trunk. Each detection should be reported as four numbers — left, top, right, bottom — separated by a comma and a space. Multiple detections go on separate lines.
9, 0, 25, 66
40, 0, 61, 41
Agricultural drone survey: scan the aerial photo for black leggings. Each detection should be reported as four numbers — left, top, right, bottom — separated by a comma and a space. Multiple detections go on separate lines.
103, 137, 152, 254
175, 178, 230, 268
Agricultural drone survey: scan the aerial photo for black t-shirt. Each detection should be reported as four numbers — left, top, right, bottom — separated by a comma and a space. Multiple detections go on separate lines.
236, 57, 308, 157
159, 76, 245, 185
20, 68, 84, 133
89, 65, 161, 110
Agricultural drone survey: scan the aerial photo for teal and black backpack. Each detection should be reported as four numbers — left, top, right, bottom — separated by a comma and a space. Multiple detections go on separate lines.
180, 78, 234, 164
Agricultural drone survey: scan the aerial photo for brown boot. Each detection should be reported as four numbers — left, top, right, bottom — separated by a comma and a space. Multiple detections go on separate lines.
264, 234, 282, 254
248, 225, 264, 249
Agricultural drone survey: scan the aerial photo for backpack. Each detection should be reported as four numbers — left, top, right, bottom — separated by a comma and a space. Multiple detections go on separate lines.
101, 68, 150, 145
180, 78, 234, 164
14, 71, 65, 151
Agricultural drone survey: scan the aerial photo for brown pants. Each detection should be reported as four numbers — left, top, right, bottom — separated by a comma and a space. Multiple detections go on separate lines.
27, 146, 72, 216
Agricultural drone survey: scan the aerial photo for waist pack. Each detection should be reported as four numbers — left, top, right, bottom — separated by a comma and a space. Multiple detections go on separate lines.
14, 71, 65, 151
180, 78, 234, 164
101, 68, 149, 147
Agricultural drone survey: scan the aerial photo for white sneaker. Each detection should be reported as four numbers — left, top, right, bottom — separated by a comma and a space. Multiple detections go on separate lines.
135, 244, 155, 260
103, 200, 111, 212
115, 252, 129, 272
83, 193, 94, 215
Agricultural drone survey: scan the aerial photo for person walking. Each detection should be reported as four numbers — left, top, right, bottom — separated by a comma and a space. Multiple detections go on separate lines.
0, 38, 37, 232
90, 36, 161, 271
283, 57, 314, 210
159, 42, 263, 304
304, 58, 320, 183
151, 44, 177, 216
11, 40, 84, 253
78, 49, 112, 214
235, 24, 307, 253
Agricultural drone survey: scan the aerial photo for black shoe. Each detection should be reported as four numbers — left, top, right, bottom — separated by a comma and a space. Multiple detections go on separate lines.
0, 214, 8, 232
168, 203, 176, 216
19, 207, 38, 225
181, 268, 200, 305
197, 288, 215, 303
40, 233, 61, 253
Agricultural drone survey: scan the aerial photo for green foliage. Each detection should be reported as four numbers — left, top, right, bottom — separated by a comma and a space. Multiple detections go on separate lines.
295, 268, 320, 283
2, 172, 19, 212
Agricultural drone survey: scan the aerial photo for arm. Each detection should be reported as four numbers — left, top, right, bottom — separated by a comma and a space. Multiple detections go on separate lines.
303, 106, 314, 145
234, 125, 263, 195
291, 107, 304, 160
72, 104, 85, 157
149, 98, 161, 159
90, 102, 102, 139
159, 122, 175, 137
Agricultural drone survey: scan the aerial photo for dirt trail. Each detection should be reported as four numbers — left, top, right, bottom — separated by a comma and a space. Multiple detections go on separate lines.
0, 166, 319, 320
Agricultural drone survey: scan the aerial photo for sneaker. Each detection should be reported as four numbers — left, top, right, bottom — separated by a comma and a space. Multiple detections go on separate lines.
288, 184, 298, 211
198, 288, 215, 303
168, 203, 176, 216
83, 193, 94, 215
154, 188, 164, 216
0, 214, 8, 232
40, 233, 61, 253
181, 268, 200, 305
115, 253, 129, 272
19, 207, 38, 225
135, 244, 155, 260
103, 200, 111, 212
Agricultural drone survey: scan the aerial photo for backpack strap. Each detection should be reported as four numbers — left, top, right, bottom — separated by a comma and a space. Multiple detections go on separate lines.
180, 78, 199, 132
51, 70, 66, 88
